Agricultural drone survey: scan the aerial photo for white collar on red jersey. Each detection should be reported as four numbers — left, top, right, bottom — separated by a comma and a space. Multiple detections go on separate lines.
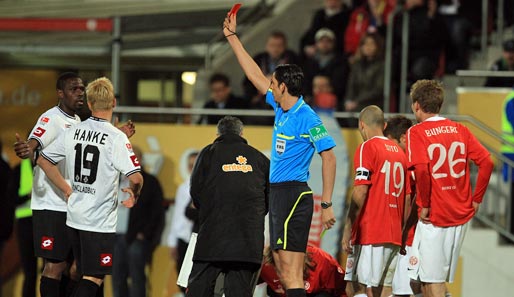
425, 115, 446, 122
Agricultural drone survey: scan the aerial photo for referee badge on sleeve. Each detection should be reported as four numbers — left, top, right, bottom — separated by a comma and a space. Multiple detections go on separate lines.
355, 167, 371, 181
308, 125, 329, 141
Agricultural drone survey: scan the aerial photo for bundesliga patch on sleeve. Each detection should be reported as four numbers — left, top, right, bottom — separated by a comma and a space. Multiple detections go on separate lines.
355, 167, 371, 181
309, 125, 329, 142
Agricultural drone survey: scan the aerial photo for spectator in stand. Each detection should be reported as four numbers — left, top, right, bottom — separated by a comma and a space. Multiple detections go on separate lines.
300, 0, 351, 60
198, 73, 247, 125
303, 28, 350, 108
394, 0, 447, 87
344, 0, 394, 56
312, 74, 338, 110
260, 245, 347, 297
484, 39, 514, 88
242, 31, 297, 126
243, 31, 299, 104
438, 0, 473, 73
345, 32, 385, 116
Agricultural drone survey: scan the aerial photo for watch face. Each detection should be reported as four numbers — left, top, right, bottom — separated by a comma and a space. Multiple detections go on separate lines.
321, 202, 332, 209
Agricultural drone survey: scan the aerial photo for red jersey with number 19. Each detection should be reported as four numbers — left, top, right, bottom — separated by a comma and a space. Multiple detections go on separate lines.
352, 136, 408, 246
406, 117, 491, 227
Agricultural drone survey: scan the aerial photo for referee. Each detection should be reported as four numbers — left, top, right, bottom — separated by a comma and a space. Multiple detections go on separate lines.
223, 12, 337, 297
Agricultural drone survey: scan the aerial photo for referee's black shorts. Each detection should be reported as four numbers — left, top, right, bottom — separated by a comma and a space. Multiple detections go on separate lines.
269, 181, 313, 252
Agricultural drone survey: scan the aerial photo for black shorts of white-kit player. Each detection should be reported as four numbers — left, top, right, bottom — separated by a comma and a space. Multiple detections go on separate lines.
32, 209, 72, 261
269, 182, 313, 252
67, 226, 116, 275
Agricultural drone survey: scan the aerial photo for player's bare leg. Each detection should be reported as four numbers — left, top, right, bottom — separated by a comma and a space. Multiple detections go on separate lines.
346, 281, 366, 297
40, 260, 67, 297
276, 250, 304, 292
426, 282, 446, 297
42, 260, 67, 280
366, 286, 373, 296
372, 285, 392, 297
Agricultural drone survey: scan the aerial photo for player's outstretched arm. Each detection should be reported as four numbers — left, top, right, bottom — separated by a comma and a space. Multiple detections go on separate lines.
223, 13, 269, 95
13, 133, 39, 161
37, 156, 72, 200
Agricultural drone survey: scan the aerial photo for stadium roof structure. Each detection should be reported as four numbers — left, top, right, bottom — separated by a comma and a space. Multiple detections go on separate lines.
0, 0, 272, 70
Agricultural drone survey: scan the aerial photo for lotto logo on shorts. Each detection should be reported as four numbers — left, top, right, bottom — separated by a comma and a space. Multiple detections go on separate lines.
41, 237, 54, 250
100, 254, 113, 266
33, 127, 46, 137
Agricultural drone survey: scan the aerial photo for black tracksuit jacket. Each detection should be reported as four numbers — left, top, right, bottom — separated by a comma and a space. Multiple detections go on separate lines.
190, 133, 270, 264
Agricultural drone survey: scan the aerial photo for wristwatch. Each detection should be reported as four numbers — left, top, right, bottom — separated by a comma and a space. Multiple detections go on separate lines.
321, 201, 332, 209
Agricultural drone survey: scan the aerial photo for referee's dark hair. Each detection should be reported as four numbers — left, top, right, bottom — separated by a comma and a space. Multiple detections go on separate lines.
56, 72, 81, 91
217, 116, 243, 136
384, 115, 413, 142
275, 64, 304, 97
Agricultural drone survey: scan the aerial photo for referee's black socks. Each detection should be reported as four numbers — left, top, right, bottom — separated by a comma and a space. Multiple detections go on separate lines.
40, 276, 60, 297
286, 288, 306, 297
72, 279, 99, 297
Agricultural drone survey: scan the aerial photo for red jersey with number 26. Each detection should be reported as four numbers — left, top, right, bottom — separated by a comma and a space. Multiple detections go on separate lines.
406, 117, 492, 227
352, 136, 408, 246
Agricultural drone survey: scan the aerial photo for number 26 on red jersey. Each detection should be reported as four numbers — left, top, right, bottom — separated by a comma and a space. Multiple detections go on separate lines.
428, 141, 466, 179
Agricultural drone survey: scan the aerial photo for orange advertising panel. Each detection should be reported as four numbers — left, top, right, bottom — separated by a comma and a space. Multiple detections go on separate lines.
0, 69, 59, 165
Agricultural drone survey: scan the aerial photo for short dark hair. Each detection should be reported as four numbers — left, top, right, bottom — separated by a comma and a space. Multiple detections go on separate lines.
56, 72, 81, 91
274, 64, 304, 97
384, 115, 413, 142
209, 73, 230, 87
410, 79, 444, 114
269, 31, 287, 43
217, 116, 243, 136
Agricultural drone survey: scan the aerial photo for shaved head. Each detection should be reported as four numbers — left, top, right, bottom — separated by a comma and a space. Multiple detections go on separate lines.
359, 105, 385, 128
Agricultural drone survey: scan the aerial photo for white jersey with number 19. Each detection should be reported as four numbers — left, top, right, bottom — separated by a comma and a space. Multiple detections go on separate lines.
41, 116, 141, 233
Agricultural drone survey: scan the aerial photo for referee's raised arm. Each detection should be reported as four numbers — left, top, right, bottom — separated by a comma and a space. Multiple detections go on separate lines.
223, 13, 269, 96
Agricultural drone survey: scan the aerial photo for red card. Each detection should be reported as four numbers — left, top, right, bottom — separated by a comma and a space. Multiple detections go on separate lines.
229, 3, 242, 16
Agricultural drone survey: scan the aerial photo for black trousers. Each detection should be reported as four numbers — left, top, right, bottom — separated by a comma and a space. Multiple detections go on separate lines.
17, 217, 37, 297
186, 261, 260, 297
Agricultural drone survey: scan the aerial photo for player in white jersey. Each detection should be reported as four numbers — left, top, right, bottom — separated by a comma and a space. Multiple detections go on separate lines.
13, 72, 135, 297
13, 72, 84, 296
37, 77, 143, 297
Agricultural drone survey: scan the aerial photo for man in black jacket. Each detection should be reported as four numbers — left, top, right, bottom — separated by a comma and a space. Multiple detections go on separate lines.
187, 116, 270, 297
